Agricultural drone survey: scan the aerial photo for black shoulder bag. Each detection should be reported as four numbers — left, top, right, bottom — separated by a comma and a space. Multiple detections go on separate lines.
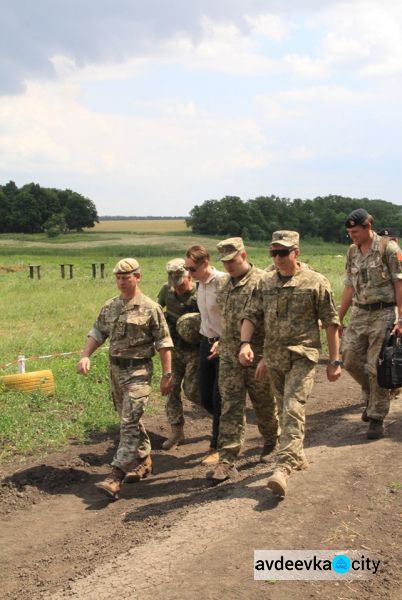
377, 327, 402, 389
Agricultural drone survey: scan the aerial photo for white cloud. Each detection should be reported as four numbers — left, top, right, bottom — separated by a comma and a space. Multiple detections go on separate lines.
244, 13, 293, 41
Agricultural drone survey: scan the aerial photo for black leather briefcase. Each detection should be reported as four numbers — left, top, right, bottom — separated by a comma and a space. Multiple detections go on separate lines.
377, 328, 402, 389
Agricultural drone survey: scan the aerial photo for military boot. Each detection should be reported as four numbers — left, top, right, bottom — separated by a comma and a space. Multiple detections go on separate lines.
266, 467, 289, 498
206, 462, 239, 482
162, 425, 185, 450
124, 454, 153, 483
260, 441, 277, 463
95, 466, 125, 500
367, 419, 384, 440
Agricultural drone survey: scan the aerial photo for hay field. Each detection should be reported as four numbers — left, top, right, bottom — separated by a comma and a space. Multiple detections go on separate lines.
90, 219, 188, 233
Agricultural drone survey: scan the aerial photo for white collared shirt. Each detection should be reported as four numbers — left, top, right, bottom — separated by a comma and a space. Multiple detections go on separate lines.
197, 267, 225, 338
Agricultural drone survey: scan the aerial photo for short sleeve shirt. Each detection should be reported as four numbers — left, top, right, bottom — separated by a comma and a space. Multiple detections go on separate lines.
345, 232, 402, 304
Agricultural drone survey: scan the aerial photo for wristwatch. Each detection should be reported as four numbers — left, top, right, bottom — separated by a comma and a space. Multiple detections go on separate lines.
162, 372, 173, 378
328, 359, 343, 367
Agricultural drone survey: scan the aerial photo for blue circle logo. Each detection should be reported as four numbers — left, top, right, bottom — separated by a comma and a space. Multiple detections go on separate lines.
332, 554, 351, 574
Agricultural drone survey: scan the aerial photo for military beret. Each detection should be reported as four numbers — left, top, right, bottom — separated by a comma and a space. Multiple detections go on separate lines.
112, 258, 140, 274
345, 209, 369, 228
217, 237, 245, 261
270, 230, 300, 248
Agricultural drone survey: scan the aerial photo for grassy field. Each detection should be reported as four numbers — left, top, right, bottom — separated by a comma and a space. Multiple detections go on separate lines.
89, 219, 188, 233
0, 231, 347, 462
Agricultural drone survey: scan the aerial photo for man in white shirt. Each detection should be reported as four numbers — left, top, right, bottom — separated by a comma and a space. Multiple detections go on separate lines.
185, 245, 225, 464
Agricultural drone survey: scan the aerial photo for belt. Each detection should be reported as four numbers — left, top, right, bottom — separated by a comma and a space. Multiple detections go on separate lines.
355, 301, 395, 311
110, 356, 150, 368
201, 334, 220, 344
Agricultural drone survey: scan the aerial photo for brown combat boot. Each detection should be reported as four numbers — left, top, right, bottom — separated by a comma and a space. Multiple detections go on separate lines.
260, 441, 277, 463
124, 455, 153, 483
367, 419, 384, 440
95, 466, 125, 500
162, 425, 185, 450
206, 462, 239, 482
266, 467, 289, 498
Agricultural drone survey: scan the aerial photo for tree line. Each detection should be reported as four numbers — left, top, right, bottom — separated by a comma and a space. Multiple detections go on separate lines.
186, 195, 402, 243
0, 181, 99, 236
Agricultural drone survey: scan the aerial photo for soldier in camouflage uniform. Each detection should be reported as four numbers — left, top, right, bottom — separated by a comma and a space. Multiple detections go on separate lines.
207, 238, 278, 482
157, 259, 200, 449
239, 231, 341, 497
77, 258, 173, 499
339, 209, 402, 439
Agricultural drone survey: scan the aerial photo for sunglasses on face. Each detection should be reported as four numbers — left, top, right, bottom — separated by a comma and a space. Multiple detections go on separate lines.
186, 265, 198, 273
270, 248, 292, 257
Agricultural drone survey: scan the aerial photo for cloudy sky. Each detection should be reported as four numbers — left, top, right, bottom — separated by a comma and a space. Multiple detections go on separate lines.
1, 0, 402, 216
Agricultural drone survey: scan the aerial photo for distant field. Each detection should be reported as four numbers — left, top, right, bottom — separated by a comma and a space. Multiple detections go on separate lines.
90, 219, 188, 233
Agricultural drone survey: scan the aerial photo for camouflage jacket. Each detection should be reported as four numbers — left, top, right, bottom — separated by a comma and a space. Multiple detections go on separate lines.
345, 232, 402, 305
88, 292, 173, 359
242, 263, 340, 368
217, 264, 265, 362
157, 283, 198, 347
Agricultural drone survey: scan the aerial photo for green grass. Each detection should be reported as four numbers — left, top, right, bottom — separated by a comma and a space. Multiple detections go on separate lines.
0, 232, 119, 243
0, 234, 347, 462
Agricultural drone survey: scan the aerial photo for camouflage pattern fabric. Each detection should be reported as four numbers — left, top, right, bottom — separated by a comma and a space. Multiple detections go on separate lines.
345, 232, 402, 304
242, 263, 339, 472
218, 358, 277, 464
267, 356, 316, 471
176, 312, 201, 344
165, 345, 200, 426
342, 233, 402, 420
243, 263, 340, 369
216, 265, 277, 463
157, 282, 200, 427
157, 283, 198, 347
110, 361, 153, 472
88, 292, 173, 474
341, 307, 394, 420
88, 292, 173, 359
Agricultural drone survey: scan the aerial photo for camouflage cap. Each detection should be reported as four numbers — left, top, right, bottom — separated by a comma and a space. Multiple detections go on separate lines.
176, 313, 201, 345
345, 208, 369, 228
113, 258, 140, 274
217, 237, 245, 261
270, 230, 300, 248
166, 258, 188, 288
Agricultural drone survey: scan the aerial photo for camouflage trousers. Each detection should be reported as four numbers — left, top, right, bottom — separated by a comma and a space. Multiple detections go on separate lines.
218, 356, 278, 465
341, 306, 394, 420
166, 345, 200, 426
109, 360, 153, 473
267, 355, 316, 473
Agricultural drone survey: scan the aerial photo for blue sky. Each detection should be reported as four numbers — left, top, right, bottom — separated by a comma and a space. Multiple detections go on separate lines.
1, 0, 401, 215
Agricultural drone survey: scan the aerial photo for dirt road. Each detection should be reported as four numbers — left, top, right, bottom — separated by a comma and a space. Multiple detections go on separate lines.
1, 368, 401, 599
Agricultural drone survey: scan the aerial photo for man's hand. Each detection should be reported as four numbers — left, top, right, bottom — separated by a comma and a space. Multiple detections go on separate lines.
326, 364, 341, 382
255, 358, 268, 380
77, 357, 91, 375
391, 321, 402, 337
208, 340, 219, 360
239, 343, 254, 367
160, 374, 173, 396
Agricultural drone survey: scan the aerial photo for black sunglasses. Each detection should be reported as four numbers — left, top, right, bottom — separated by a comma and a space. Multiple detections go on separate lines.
270, 248, 293, 257
187, 266, 198, 273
